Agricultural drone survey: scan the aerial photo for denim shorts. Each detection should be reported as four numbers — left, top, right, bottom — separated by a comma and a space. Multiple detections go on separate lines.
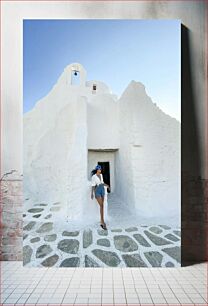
95, 183, 105, 198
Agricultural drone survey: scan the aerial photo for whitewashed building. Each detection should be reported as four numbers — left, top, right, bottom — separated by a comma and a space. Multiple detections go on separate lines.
23, 62, 180, 225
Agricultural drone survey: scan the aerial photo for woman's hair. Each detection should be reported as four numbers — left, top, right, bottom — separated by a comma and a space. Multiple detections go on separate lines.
91, 169, 97, 176
91, 165, 102, 176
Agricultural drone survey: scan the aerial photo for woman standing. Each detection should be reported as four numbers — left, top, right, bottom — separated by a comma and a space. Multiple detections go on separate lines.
91, 165, 110, 230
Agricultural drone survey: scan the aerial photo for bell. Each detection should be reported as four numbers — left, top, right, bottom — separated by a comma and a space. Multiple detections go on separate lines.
74, 71, 77, 76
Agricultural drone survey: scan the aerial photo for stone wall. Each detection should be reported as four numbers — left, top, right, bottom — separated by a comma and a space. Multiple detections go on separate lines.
0, 171, 23, 260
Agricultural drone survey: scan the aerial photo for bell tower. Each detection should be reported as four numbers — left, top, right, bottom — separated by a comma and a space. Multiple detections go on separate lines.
67, 63, 87, 86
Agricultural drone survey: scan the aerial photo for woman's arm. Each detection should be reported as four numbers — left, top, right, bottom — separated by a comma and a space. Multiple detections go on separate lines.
103, 181, 110, 188
91, 184, 96, 199
91, 175, 96, 199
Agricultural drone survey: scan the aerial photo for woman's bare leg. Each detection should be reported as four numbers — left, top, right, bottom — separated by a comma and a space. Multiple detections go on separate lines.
101, 196, 106, 225
95, 196, 104, 224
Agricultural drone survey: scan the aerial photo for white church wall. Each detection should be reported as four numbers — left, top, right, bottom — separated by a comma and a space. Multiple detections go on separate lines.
86, 80, 112, 95
114, 83, 136, 209
118, 80, 180, 223
66, 96, 88, 221
24, 100, 76, 203
23, 95, 88, 220
23, 65, 90, 221
87, 94, 119, 150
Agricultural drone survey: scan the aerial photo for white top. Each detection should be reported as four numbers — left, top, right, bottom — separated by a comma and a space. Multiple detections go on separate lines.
91, 173, 104, 187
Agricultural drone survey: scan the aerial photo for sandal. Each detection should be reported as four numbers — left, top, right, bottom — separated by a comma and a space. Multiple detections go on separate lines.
100, 223, 107, 230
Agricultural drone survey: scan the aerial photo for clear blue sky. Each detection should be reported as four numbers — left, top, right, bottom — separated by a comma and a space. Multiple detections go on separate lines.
23, 19, 181, 121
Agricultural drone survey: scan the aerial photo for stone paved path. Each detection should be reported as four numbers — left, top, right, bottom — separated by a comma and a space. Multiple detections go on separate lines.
23, 194, 181, 268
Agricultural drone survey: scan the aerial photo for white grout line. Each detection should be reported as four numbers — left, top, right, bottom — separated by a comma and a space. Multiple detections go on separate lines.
0, 261, 207, 305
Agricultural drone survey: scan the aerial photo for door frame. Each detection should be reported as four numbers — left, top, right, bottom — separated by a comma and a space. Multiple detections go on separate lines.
88, 150, 116, 192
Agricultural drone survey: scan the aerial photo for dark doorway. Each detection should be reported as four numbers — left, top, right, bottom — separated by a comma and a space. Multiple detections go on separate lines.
98, 161, 111, 193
